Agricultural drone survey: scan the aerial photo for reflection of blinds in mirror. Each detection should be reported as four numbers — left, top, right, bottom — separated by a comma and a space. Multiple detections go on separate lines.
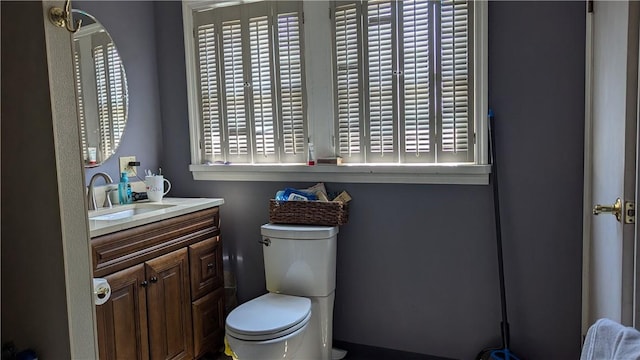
197, 24, 222, 160
73, 42, 88, 161
94, 45, 112, 158
93, 41, 125, 160
277, 13, 304, 158
107, 43, 125, 149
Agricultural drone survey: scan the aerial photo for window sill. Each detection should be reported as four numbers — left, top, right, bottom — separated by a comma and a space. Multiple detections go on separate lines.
189, 164, 490, 185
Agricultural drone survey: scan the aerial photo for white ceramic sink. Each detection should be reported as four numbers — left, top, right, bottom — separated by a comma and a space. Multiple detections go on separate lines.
89, 203, 176, 221
88, 198, 225, 237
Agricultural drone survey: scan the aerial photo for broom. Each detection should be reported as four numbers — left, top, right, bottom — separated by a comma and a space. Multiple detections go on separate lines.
475, 110, 522, 360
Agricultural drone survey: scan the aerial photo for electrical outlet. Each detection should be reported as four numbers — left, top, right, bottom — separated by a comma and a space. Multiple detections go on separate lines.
119, 156, 137, 177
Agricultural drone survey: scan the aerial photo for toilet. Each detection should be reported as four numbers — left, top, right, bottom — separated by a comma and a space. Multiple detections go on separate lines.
225, 224, 338, 360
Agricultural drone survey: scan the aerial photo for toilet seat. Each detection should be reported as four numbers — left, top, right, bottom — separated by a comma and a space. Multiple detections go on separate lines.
226, 293, 311, 341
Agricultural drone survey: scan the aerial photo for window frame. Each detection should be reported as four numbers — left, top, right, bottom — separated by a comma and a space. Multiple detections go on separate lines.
182, 0, 489, 185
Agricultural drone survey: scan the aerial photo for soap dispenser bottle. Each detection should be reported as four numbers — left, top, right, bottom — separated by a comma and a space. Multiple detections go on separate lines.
118, 172, 132, 204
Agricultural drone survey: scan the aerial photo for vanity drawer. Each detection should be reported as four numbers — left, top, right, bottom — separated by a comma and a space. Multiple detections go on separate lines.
189, 236, 223, 300
92, 207, 219, 277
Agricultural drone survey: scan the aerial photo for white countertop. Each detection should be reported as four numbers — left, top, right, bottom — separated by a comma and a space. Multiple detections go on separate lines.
88, 197, 224, 237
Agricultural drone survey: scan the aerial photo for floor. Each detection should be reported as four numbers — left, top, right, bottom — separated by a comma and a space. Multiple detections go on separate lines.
207, 341, 455, 360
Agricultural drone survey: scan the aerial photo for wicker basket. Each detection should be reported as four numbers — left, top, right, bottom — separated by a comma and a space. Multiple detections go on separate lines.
269, 199, 349, 226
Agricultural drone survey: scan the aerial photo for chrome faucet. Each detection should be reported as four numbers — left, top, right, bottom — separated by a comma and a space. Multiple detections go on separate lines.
87, 172, 114, 211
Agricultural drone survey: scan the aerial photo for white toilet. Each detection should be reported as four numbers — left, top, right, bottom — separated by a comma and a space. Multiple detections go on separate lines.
225, 224, 339, 360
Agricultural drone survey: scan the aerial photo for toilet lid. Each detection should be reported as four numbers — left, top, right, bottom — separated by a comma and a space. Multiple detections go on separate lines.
226, 293, 311, 340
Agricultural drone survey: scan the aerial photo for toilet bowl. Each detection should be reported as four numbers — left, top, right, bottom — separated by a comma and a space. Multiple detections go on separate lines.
225, 293, 311, 360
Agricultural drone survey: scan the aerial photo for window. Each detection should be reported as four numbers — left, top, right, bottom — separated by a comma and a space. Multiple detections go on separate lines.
192, 2, 306, 164
183, 0, 488, 184
333, 0, 474, 164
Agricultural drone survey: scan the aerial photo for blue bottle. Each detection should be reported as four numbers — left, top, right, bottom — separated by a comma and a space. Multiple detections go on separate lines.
118, 172, 132, 204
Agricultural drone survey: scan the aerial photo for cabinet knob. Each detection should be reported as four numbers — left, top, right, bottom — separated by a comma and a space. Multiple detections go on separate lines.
141, 280, 148, 288
149, 276, 158, 283
207, 262, 215, 269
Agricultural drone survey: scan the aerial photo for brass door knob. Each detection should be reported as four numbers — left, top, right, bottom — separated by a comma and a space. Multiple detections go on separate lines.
593, 198, 622, 222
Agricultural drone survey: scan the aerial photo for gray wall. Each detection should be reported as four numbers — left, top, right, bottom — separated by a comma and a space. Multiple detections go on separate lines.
79, 1, 163, 183
89, 1, 585, 359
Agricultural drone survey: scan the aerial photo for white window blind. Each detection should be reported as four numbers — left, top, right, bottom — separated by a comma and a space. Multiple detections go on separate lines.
222, 18, 249, 162
250, 15, 276, 161
439, 0, 472, 161
193, 1, 306, 164
276, 10, 305, 159
402, 0, 433, 163
335, 3, 363, 162
197, 23, 222, 158
333, 0, 474, 164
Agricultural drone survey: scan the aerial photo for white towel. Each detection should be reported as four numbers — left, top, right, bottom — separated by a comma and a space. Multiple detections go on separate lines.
581, 318, 640, 360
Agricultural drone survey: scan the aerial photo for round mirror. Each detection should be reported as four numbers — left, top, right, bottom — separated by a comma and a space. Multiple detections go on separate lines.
72, 10, 128, 167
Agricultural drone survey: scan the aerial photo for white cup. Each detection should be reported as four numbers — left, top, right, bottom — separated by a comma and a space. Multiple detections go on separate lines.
145, 175, 171, 202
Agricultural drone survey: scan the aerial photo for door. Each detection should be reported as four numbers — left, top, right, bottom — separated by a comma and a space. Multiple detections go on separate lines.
583, 0, 640, 334
146, 248, 194, 360
95, 264, 149, 360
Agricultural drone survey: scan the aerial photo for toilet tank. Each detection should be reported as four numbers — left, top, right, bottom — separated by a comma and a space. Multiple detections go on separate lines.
260, 224, 338, 297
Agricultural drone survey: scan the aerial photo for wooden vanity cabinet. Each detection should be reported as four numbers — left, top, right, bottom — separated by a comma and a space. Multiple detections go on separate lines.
95, 264, 149, 360
92, 207, 224, 360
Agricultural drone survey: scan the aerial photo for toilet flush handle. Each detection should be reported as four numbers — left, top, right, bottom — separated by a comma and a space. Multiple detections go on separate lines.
258, 238, 271, 246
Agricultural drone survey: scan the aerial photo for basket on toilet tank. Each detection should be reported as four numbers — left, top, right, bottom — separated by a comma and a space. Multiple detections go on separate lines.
269, 199, 349, 226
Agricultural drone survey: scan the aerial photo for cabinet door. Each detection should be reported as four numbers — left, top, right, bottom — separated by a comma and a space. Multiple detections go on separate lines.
96, 264, 149, 360
146, 248, 194, 360
189, 236, 223, 300
192, 287, 225, 358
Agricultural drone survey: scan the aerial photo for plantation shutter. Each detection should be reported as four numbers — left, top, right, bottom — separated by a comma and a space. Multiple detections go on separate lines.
438, 0, 473, 162
221, 6, 251, 163
193, 2, 306, 164
365, 0, 398, 163
274, 2, 306, 163
333, 0, 474, 164
248, 7, 277, 163
333, 2, 364, 163
194, 15, 223, 162
399, 0, 435, 163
